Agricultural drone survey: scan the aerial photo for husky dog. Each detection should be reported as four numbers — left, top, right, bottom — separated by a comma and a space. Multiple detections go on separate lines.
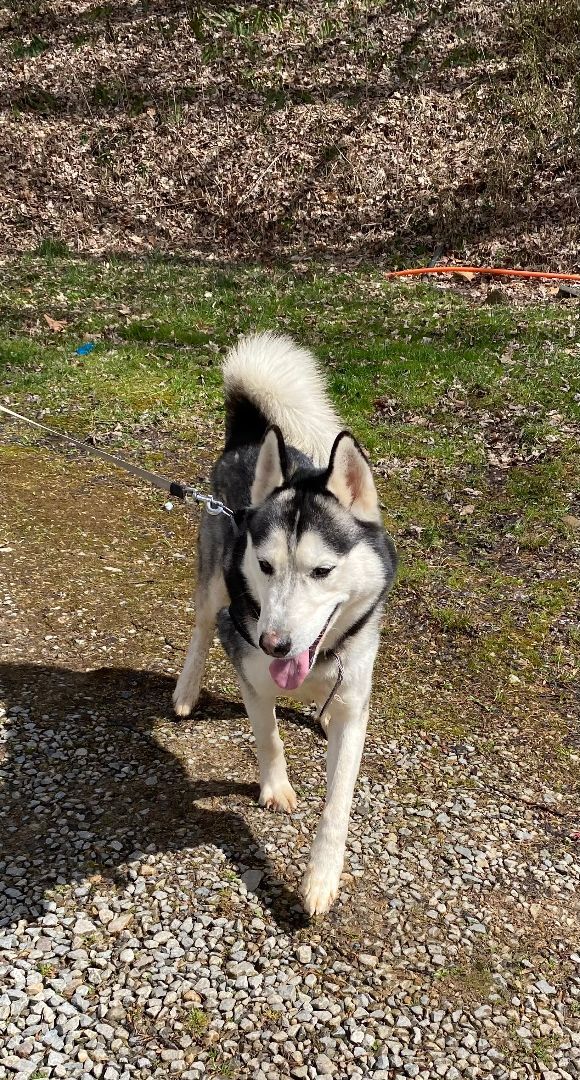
174, 332, 397, 915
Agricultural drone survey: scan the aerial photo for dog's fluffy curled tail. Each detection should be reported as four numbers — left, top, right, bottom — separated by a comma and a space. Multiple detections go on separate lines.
222, 331, 341, 467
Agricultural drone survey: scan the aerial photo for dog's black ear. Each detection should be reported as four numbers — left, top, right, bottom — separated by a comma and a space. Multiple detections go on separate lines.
251, 426, 287, 505
325, 431, 380, 523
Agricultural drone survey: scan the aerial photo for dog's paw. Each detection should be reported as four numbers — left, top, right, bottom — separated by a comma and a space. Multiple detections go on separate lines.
172, 679, 198, 718
259, 780, 298, 814
301, 862, 341, 917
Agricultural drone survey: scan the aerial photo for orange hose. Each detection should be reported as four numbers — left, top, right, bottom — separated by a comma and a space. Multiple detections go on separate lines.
385, 265, 580, 282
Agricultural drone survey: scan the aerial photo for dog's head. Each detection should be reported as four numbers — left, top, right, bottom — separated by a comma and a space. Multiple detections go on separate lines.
242, 427, 392, 690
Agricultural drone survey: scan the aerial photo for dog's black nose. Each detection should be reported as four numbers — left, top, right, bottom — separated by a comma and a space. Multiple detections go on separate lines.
259, 631, 291, 657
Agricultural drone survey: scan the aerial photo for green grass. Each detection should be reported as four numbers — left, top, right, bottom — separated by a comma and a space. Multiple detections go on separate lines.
531, 1036, 559, 1065
207, 1049, 237, 1078
2, 255, 579, 438
433, 957, 495, 1001
1, 253, 578, 533
11, 36, 50, 58
34, 237, 71, 258
427, 605, 476, 635
37, 962, 56, 977
186, 1007, 209, 1036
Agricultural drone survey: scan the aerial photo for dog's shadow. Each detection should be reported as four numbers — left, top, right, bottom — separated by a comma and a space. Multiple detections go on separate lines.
0, 663, 312, 931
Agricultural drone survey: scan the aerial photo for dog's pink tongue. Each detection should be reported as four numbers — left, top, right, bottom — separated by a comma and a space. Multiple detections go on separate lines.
269, 650, 310, 690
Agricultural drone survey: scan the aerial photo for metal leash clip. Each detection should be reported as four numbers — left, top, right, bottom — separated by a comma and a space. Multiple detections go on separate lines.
181, 487, 239, 534
205, 497, 228, 516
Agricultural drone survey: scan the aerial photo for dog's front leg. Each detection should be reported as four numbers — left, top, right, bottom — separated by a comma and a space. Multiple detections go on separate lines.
173, 572, 228, 717
240, 688, 298, 814
302, 693, 369, 916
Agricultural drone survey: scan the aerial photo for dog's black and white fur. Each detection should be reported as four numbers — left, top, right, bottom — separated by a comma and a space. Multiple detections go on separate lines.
174, 332, 397, 915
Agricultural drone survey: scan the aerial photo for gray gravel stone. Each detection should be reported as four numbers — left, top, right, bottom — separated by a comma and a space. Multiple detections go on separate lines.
241, 869, 263, 892
73, 919, 96, 935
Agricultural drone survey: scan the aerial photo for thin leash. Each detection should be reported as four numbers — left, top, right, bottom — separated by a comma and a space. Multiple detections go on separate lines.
317, 651, 344, 729
0, 403, 238, 533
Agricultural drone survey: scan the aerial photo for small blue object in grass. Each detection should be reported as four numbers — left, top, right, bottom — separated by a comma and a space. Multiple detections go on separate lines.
76, 342, 95, 356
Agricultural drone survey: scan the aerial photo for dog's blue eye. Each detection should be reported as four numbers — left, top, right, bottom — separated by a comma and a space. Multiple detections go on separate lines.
311, 566, 334, 579
259, 559, 274, 576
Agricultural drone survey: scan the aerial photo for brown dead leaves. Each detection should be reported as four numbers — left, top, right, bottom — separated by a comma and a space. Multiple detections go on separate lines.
0, 1, 578, 264
43, 314, 67, 332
